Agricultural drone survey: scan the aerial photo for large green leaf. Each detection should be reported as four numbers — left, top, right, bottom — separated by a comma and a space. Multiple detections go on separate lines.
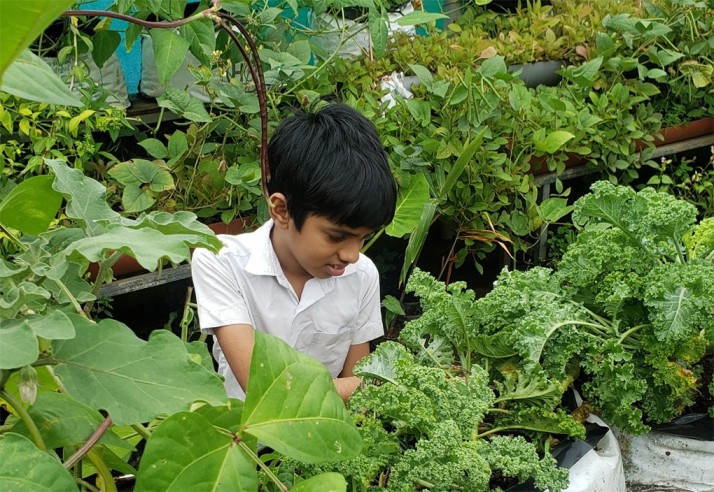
12, 392, 129, 450
386, 174, 431, 238
0, 320, 38, 369
53, 316, 227, 425
0, 0, 74, 80
0, 174, 62, 236
65, 223, 192, 271
241, 331, 362, 463
25, 310, 76, 340
47, 160, 119, 236
291, 473, 347, 492
0, 433, 78, 491
135, 412, 256, 492
149, 29, 191, 86
1, 49, 82, 106
182, 18, 216, 66
125, 211, 222, 252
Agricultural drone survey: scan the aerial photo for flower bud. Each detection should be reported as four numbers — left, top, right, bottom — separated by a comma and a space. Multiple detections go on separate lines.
19, 366, 38, 405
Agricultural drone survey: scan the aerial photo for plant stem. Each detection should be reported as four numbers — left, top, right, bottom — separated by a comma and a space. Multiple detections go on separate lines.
76, 478, 102, 492
131, 423, 152, 441
0, 223, 27, 250
64, 416, 113, 469
237, 440, 288, 492
0, 389, 46, 451
619, 324, 646, 344
180, 287, 194, 342
63, 8, 213, 30
86, 447, 118, 492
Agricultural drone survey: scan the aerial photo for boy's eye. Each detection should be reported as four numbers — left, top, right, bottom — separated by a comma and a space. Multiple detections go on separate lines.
328, 234, 345, 242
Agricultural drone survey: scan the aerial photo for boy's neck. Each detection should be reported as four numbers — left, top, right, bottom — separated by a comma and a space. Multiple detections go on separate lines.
270, 223, 312, 299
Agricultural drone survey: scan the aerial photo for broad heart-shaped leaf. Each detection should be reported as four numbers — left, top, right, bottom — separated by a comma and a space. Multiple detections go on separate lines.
241, 331, 362, 464
1, 49, 82, 106
0, 433, 78, 491
53, 315, 227, 425
0, 0, 74, 79
135, 412, 257, 492
0, 320, 38, 369
290, 473, 347, 492
386, 173, 431, 238
150, 28, 191, 86
47, 160, 120, 236
65, 223, 192, 271
12, 392, 129, 450
121, 185, 156, 213
0, 175, 62, 235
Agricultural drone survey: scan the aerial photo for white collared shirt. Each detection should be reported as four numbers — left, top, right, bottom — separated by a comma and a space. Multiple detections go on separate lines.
191, 219, 384, 399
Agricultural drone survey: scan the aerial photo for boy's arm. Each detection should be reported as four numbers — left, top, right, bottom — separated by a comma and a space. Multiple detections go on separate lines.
216, 325, 367, 403
214, 323, 255, 394
334, 342, 370, 402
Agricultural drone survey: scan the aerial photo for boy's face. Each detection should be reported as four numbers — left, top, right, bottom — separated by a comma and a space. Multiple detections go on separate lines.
283, 214, 374, 279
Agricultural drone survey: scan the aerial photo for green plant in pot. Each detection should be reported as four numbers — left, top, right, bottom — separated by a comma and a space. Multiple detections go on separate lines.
599, 0, 714, 128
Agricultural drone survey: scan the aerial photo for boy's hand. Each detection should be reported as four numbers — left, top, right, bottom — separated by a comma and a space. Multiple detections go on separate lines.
333, 376, 362, 402
335, 342, 371, 402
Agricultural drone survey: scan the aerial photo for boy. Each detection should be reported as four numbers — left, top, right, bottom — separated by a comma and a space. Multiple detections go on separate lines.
191, 103, 397, 401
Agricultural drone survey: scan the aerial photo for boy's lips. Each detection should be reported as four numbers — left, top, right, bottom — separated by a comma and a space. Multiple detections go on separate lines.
327, 263, 347, 276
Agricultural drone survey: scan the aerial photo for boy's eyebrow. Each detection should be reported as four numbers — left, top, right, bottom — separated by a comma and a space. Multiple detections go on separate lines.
328, 226, 374, 239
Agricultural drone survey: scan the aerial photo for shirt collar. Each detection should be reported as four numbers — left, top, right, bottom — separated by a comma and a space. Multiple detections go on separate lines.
244, 219, 358, 280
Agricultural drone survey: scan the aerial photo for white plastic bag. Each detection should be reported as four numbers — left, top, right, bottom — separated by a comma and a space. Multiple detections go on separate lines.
558, 414, 627, 492
614, 428, 714, 491
43, 52, 130, 108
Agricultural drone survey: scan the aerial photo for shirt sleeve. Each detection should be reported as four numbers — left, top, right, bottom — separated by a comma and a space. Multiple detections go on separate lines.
191, 246, 252, 333
351, 259, 385, 345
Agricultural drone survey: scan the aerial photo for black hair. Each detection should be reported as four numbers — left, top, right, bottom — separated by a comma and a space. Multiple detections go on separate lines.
267, 103, 397, 231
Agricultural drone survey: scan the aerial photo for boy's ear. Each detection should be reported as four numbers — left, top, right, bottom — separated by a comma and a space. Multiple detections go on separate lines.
268, 193, 290, 228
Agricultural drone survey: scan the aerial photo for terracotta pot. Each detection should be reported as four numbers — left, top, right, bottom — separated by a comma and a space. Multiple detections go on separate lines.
88, 217, 250, 281
527, 152, 585, 176
656, 117, 713, 145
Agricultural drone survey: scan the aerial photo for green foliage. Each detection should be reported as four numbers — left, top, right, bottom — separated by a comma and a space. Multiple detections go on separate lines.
0, 160, 360, 491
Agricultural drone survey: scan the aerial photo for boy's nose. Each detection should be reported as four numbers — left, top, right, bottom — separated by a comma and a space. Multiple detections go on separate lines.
338, 243, 360, 265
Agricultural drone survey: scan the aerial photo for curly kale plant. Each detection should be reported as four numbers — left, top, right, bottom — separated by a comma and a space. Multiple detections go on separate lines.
279, 342, 576, 491
402, 182, 713, 435
557, 181, 714, 430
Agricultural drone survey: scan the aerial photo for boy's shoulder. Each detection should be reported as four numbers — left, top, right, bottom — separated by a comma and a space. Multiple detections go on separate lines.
192, 221, 271, 263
